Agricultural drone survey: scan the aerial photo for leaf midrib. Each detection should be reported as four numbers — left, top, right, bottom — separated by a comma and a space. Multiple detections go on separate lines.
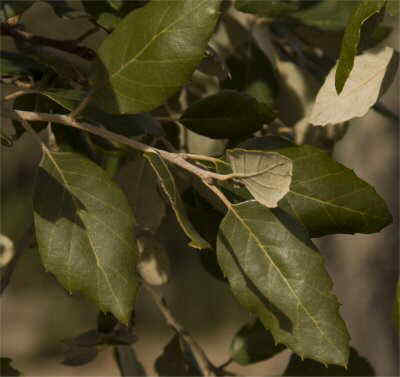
228, 201, 345, 360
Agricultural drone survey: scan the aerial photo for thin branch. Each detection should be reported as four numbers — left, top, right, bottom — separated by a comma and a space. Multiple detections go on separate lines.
1, 23, 96, 61
143, 283, 217, 377
2, 107, 246, 184
2, 89, 34, 102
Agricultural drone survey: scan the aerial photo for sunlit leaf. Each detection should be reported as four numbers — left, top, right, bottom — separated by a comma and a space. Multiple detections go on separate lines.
34, 152, 139, 324
230, 138, 393, 237
227, 149, 292, 208
93, 0, 221, 114
310, 46, 398, 126
335, 0, 386, 94
180, 90, 276, 139
230, 319, 286, 365
144, 152, 210, 250
283, 347, 375, 375
217, 201, 350, 366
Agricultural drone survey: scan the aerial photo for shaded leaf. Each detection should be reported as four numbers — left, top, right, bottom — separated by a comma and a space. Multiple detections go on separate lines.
117, 153, 166, 231
310, 46, 398, 126
222, 41, 279, 109
235, 0, 302, 17
62, 346, 98, 366
34, 152, 139, 324
283, 347, 375, 375
1, 51, 46, 78
82, 0, 148, 32
144, 152, 210, 249
290, 0, 359, 31
230, 319, 286, 365
38, 89, 164, 137
335, 0, 386, 94
0, 1, 33, 21
180, 90, 276, 139
155, 334, 201, 376
237, 138, 393, 237
114, 346, 147, 376
217, 201, 350, 366
93, 0, 221, 114
44, 0, 83, 19
227, 149, 292, 208
0, 357, 22, 376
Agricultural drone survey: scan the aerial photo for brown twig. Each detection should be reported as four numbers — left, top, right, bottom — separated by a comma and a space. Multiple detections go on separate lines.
143, 283, 217, 377
2, 107, 248, 184
1, 23, 96, 61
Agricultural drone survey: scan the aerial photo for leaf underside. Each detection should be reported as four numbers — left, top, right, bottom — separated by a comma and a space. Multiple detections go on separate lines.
227, 149, 292, 208
217, 201, 350, 366
34, 152, 139, 324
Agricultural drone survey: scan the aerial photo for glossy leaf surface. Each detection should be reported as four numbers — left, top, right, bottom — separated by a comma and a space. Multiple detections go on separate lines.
144, 152, 210, 249
335, 0, 386, 94
217, 201, 350, 366
230, 319, 286, 365
310, 46, 397, 126
180, 90, 276, 139
34, 152, 139, 324
227, 149, 292, 208
93, 0, 220, 114
283, 347, 374, 376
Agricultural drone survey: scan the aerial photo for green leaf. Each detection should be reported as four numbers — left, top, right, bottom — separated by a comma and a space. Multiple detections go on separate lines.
237, 138, 393, 237
44, 0, 83, 19
93, 0, 221, 114
217, 201, 350, 366
227, 149, 292, 208
290, 0, 359, 31
180, 90, 276, 139
117, 153, 166, 231
144, 152, 210, 250
230, 319, 286, 365
283, 347, 375, 375
310, 46, 398, 126
221, 41, 279, 109
235, 0, 302, 17
335, 0, 386, 94
34, 152, 139, 324
82, 0, 148, 31
386, 0, 399, 15
1, 51, 46, 77
0, 357, 22, 376
0, 1, 33, 21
